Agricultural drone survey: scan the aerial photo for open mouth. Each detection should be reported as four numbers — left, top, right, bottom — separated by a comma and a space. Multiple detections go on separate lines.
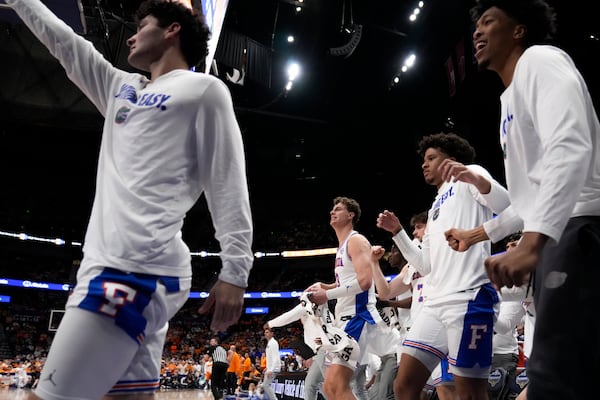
474, 40, 487, 57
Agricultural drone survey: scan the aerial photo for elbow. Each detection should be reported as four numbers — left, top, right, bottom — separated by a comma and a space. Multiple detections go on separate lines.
358, 279, 371, 291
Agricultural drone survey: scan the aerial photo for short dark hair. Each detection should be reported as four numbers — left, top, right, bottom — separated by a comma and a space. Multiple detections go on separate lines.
505, 231, 522, 243
333, 196, 361, 226
410, 210, 428, 227
135, 0, 211, 68
417, 132, 476, 164
470, 0, 556, 47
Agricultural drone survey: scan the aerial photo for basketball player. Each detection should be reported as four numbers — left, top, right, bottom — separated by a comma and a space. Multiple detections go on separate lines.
308, 196, 398, 400
5, 0, 253, 398
376, 132, 510, 400
443, 1, 600, 398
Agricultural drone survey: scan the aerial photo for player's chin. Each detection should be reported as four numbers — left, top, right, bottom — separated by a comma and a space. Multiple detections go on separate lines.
127, 55, 150, 72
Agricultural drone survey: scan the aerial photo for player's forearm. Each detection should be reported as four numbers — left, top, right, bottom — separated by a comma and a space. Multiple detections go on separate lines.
388, 297, 412, 309
325, 278, 363, 300
371, 265, 393, 300
483, 206, 524, 243
464, 226, 490, 246
516, 231, 549, 254
267, 305, 303, 328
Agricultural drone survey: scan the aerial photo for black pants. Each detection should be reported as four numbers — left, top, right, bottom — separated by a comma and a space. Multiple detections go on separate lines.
226, 371, 238, 394
528, 216, 600, 400
211, 362, 228, 400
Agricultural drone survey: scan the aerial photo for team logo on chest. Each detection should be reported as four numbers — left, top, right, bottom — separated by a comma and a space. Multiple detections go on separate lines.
431, 185, 454, 220
115, 106, 131, 124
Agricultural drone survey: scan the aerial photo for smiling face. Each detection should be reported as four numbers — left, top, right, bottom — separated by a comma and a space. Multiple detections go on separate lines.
421, 147, 449, 188
473, 6, 523, 73
330, 202, 354, 229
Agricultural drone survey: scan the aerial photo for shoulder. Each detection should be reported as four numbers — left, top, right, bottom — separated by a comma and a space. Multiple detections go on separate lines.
522, 45, 566, 61
517, 45, 576, 81
169, 70, 233, 102
348, 232, 370, 247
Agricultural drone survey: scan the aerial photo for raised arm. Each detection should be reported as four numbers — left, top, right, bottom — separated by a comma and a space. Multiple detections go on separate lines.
376, 210, 431, 275
5, 0, 126, 115
265, 303, 304, 329
370, 246, 410, 300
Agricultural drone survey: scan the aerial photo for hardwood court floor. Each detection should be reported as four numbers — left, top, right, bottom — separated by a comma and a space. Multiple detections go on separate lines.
0, 389, 215, 400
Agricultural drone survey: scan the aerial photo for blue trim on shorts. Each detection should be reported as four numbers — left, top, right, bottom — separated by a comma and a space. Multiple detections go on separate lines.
345, 315, 367, 342
78, 267, 159, 345
440, 357, 454, 383
343, 291, 378, 341
453, 283, 498, 368
108, 378, 160, 394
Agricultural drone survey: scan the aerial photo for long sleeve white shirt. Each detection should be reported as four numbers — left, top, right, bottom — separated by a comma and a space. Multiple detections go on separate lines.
486, 45, 600, 244
265, 337, 281, 373
393, 165, 510, 303
7, 0, 254, 285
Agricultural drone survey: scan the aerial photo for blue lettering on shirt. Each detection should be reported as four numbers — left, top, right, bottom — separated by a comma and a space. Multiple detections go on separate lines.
501, 104, 513, 160
138, 93, 172, 110
114, 84, 138, 104
114, 84, 171, 111
433, 186, 454, 209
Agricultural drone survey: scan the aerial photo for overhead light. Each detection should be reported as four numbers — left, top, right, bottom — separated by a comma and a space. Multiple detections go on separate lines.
287, 62, 301, 81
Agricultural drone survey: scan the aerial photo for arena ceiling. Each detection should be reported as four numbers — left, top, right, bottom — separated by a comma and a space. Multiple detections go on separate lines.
0, 0, 597, 249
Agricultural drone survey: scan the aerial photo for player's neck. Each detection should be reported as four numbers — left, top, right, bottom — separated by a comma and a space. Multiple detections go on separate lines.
335, 225, 354, 245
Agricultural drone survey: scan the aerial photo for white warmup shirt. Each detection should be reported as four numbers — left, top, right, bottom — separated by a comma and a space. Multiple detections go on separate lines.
7, 0, 254, 285
393, 165, 510, 305
333, 231, 384, 326
485, 45, 600, 244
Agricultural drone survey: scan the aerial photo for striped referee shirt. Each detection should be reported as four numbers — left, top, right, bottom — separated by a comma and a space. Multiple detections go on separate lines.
211, 345, 228, 364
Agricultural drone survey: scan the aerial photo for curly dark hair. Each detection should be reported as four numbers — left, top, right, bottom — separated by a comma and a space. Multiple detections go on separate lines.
417, 132, 476, 164
470, 0, 556, 47
135, 0, 211, 68
333, 196, 361, 226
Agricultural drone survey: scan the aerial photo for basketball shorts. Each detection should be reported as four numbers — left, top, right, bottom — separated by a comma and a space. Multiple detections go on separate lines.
402, 284, 499, 379
35, 263, 191, 400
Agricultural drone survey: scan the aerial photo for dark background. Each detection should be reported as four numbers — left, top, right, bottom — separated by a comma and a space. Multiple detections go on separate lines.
0, 0, 598, 267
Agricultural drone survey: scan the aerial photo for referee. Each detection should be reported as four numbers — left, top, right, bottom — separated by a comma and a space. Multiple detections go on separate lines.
208, 336, 229, 400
